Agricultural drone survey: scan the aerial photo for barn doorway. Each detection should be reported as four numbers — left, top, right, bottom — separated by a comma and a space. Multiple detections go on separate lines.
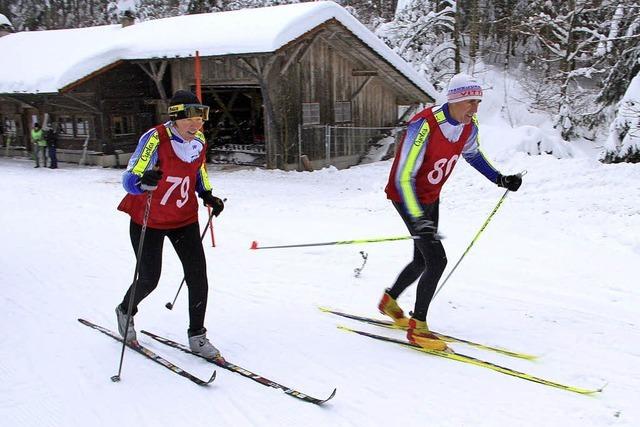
199, 85, 266, 166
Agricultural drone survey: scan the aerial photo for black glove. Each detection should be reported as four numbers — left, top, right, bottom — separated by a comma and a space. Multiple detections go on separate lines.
496, 174, 522, 192
412, 216, 437, 237
201, 192, 224, 216
139, 169, 163, 191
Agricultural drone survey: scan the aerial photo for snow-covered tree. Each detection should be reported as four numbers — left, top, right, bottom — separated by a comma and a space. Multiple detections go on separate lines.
223, 0, 299, 12
134, 0, 184, 21
515, 1, 613, 139
341, 0, 397, 27
602, 72, 640, 163
375, 0, 456, 89
0, 12, 14, 33
597, 2, 640, 106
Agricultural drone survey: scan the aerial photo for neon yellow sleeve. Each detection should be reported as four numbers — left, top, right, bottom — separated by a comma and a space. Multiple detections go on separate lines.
395, 120, 430, 219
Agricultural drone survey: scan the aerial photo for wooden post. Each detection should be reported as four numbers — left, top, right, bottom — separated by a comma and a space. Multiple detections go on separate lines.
297, 123, 302, 171
195, 51, 202, 102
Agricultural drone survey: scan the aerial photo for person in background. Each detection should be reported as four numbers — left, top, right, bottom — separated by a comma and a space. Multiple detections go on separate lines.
31, 123, 47, 168
115, 89, 225, 359
45, 123, 58, 169
380, 73, 523, 351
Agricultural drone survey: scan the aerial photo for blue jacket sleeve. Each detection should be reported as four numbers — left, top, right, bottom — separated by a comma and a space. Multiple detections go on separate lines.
122, 128, 161, 195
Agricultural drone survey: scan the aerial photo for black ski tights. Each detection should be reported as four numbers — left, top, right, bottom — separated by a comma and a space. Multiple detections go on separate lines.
120, 220, 208, 332
387, 201, 447, 322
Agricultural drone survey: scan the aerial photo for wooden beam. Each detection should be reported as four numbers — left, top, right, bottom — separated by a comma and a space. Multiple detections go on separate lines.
62, 94, 101, 114
211, 90, 239, 126
46, 102, 92, 113
233, 57, 280, 168
138, 60, 168, 101
279, 41, 306, 76
350, 76, 374, 102
236, 57, 259, 78
322, 24, 433, 102
237, 55, 279, 79
295, 31, 322, 63
279, 29, 327, 77
352, 69, 379, 76
138, 63, 153, 79
0, 95, 38, 109
262, 54, 279, 76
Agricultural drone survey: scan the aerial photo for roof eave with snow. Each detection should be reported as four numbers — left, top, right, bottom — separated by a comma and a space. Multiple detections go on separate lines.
0, 2, 437, 100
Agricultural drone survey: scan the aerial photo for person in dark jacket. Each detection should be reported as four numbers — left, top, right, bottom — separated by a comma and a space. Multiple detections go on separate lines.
45, 124, 58, 169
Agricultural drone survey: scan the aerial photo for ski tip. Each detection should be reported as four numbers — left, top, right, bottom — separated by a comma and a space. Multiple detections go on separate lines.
206, 370, 217, 384
337, 325, 353, 332
318, 306, 331, 312
250, 240, 259, 250
322, 387, 338, 404
518, 353, 538, 361
591, 382, 608, 394
572, 384, 605, 396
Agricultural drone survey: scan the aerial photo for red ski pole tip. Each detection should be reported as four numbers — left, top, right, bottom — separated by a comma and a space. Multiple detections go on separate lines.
250, 241, 258, 250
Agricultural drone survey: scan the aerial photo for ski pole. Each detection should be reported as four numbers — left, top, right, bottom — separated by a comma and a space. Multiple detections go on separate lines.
112, 191, 153, 383
165, 205, 220, 310
249, 235, 426, 250
207, 206, 216, 247
432, 188, 511, 299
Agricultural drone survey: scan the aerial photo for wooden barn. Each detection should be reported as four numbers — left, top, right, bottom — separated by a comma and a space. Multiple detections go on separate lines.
0, 2, 437, 170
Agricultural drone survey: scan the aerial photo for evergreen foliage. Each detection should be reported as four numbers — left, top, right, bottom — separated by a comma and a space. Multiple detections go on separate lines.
375, 0, 455, 89
601, 73, 640, 164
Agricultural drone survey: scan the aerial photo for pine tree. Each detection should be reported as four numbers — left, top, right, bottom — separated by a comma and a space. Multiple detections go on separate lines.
601, 72, 640, 163
340, 0, 397, 26
375, 0, 456, 89
516, 0, 617, 139
597, 2, 640, 106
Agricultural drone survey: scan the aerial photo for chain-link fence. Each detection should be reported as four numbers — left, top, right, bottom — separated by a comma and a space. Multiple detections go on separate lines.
297, 125, 404, 170
205, 125, 406, 169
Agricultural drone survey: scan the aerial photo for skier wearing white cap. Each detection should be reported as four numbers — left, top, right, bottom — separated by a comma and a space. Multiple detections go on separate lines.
380, 73, 522, 351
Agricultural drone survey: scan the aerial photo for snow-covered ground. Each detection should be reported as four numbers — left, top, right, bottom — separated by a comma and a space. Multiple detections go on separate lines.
2, 68, 640, 425
1, 136, 639, 426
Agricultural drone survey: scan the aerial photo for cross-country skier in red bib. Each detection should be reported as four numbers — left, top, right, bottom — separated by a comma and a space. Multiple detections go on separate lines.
380, 73, 522, 351
115, 90, 225, 359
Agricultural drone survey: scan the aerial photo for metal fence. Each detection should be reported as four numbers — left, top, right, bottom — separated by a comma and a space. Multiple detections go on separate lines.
297, 125, 403, 170
204, 124, 406, 169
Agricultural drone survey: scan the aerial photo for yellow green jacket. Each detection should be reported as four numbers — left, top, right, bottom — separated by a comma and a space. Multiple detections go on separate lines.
31, 129, 47, 147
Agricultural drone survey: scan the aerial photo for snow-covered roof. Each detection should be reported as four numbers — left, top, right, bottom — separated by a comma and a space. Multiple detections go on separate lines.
0, 1, 437, 99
